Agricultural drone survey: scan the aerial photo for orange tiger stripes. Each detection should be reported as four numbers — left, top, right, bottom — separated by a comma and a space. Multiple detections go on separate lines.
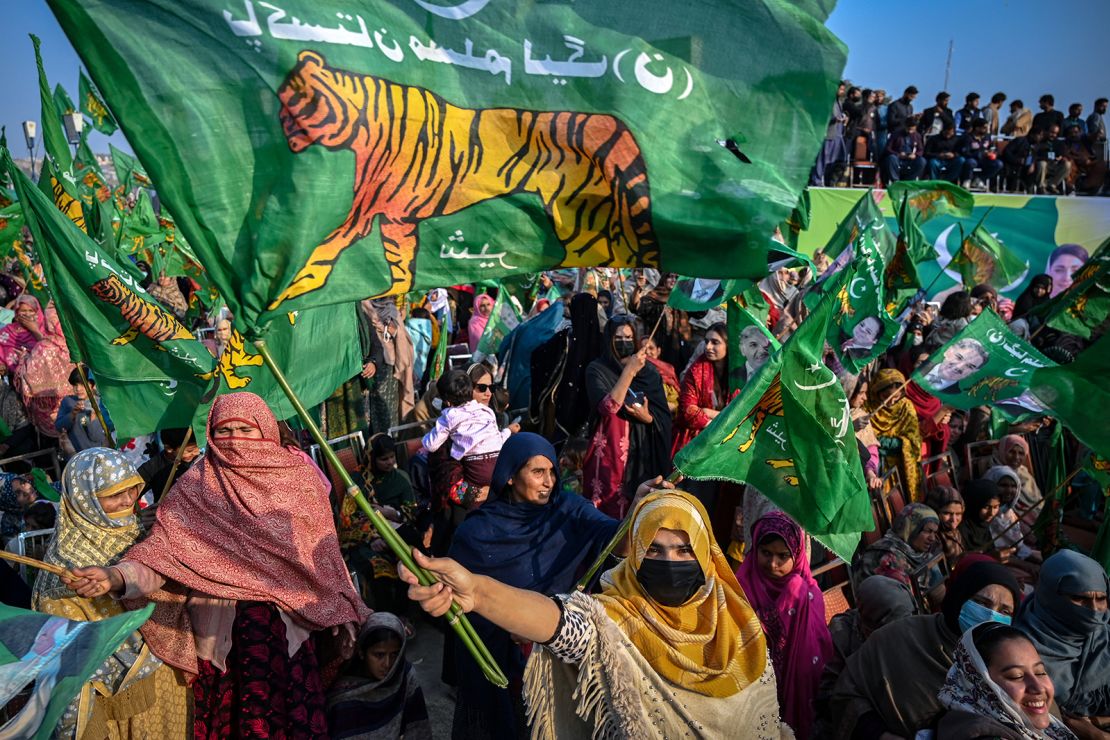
91, 274, 193, 346
270, 50, 659, 309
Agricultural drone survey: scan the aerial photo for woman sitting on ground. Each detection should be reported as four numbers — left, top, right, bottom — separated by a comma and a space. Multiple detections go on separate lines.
403, 490, 790, 738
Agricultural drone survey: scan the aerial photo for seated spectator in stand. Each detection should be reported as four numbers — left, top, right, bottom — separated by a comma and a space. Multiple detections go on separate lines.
1064, 102, 1087, 135
926, 485, 966, 568
137, 427, 201, 503
883, 116, 926, 183
54, 369, 113, 456
1033, 124, 1072, 194
925, 124, 965, 182
1032, 95, 1065, 134
920, 92, 956, 141
887, 85, 918, 134
1001, 127, 1043, 191
421, 369, 514, 508
982, 92, 1007, 136
959, 119, 1003, 189
1061, 124, 1107, 194
954, 92, 981, 135
1001, 99, 1033, 137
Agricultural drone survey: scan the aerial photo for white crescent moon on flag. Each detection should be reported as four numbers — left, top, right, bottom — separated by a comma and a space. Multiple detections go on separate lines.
849, 277, 866, 299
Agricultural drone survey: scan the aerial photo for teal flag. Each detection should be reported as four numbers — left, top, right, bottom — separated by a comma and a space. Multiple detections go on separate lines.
0, 603, 155, 740
675, 271, 871, 560
49, 0, 847, 330
32, 35, 73, 174
911, 310, 1054, 421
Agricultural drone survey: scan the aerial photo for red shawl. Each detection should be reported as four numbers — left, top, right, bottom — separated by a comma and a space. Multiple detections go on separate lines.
905, 380, 951, 449
125, 392, 369, 674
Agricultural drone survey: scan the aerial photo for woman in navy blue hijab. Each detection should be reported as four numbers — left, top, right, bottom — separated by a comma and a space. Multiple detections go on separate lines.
447, 432, 620, 739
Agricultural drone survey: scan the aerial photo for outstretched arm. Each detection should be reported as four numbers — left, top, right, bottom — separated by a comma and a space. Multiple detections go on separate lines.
399, 550, 562, 644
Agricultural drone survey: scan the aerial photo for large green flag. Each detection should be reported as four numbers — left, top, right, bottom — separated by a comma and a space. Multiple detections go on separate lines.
884, 193, 926, 309
475, 288, 522, 359
910, 310, 1054, 422
1026, 332, 1110, 457
887, 180, 974, 224
79, 69, 118, 135
49, 0, 847, 329
674, 272, 871, 560
32, 35, 73, 174
950, 225, 1027, 289
669, 277, 752, 312
0, 603, 155, 740
1037, 236, 1110, 339
815, 189, 894, 277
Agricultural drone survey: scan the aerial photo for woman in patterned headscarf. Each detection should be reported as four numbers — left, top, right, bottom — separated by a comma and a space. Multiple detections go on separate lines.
854, 503, 943, 597
40, 447, 189, 739
865, 368, 924, 500
402, 490, 788, 738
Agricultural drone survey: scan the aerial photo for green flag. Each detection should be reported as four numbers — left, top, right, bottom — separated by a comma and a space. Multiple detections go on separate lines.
0, 202, 23, 260
911, 310, 1054, 421
79, 69, 118, 135
887, 180, 974, 224
675, 272, 871, 560
475, 289, 522, 359
117, 188, 166, 254
32, 35, 73, 174
1026, 332, 1110, 457
726, 287, 778, 394
109, 144, 150, 190
1038, 236, 1110, 339
53, 83, 77, 119
49, 0, 846, 329
950, 225, 1027, 289
430, 313, 450, 381
814, 190, 894, 286
669, 276, 752, 312
0, 603, 155, 740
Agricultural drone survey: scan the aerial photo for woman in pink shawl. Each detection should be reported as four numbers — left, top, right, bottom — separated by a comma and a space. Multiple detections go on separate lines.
737, 511, 833, 738
66, 393, 370, 738
468, 293, 494, 352
0, 295, 73, 435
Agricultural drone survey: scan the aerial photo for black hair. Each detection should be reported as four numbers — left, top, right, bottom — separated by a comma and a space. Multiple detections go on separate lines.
970, 284, 997, 301
25, 501, 56, 530
160, 428, 191, 449
1012, 98, 1024, 109
68, 368, 93, 387
359, 626, 402, 655
370, 434, 397, 460
965, 92, 980, 103
436, 369, 473, 407
939, 291, 973, 320
990, 92, 1007, 104
559, 437, 589, 470
936, 91, 951, 103
410, 307, 431, 320
706, 321, 728, 342
1040, 94, 1054, 106
1096, 97, 1109, 107
904, 85, 918, 96
971, 622, 1035, 667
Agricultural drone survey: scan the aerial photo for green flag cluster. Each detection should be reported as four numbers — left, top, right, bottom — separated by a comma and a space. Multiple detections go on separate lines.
887, 180, 974, 224
675, 271, 871, 560
0, 603, 154, 740
49, 0, 847, 330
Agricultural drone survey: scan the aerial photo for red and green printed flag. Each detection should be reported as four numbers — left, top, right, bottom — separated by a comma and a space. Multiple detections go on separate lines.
79, 69, 118, 135
49, 0, 847, 331
950, 225, 1027, 289
887, 180, 974, 225
675, 270, 871, 560
0, 203, 23, 260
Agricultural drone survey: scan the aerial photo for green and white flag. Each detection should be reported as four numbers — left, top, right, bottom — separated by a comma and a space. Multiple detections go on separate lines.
887, 180, 974, 226
726, 287, 778, 394
0, 603, 155, 740
79, 69, 118, 135
911, 310, 1053, 421
49, 0, 846, 330
950, 225, 1027, 289
675, 271, 871, 560
1037, 236, 1110, 339
475, 288, 522, 360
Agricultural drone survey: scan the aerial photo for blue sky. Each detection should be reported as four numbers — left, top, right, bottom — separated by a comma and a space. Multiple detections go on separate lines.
2, 0, 1108, 158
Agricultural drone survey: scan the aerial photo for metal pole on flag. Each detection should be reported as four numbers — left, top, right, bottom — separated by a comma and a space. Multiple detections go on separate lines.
252, 338, 508, 688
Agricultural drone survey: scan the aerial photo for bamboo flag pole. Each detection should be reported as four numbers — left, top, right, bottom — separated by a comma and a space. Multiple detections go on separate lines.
252, 339, 507, 688
0, 550, 67, 577
76, 362, 116, 449
157, 427, 194, 503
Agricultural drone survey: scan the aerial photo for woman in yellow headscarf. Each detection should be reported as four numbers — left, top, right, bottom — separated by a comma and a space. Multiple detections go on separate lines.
399, 490, 788, 739
34, 447, 190, 739
865, 368, 924, 501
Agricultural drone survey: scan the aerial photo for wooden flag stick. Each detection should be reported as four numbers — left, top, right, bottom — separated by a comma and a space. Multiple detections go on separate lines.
0, 550, 67, 577
974, 466, 1082, 552
157, 427, 194, 503
646, 307, 667, 344
76, 363, 116, 449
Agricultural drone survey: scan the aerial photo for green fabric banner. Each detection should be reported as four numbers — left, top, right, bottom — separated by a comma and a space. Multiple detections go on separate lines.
79, 69, 118, 135
1038, 236, 1110, 338
675, 271, 871, 560
49, 0, 846, 329
726, 287, 778, 394
951, 224, 1027, 289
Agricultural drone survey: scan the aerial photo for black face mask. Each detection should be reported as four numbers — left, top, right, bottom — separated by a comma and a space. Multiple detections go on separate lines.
613, 338, 637, 359
636, 558, 705, 607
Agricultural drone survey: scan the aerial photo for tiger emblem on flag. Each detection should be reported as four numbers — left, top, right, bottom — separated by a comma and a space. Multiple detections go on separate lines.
269, 50, 659, 308
91, 274, 194, 346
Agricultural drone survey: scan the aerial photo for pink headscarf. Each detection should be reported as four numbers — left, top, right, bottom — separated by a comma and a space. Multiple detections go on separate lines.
0, 295, 47, 371
736, 512, 832, 738
468, 293, 495, 351
124, 392, 369, 675
996, 434, 1031, 470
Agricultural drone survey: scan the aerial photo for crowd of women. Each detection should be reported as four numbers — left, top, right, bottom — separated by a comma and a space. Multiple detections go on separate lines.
0, 254, 1108, 740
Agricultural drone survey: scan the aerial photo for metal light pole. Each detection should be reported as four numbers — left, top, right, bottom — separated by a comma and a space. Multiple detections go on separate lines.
21, 121, 37, 179
63, 111, 84, 156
